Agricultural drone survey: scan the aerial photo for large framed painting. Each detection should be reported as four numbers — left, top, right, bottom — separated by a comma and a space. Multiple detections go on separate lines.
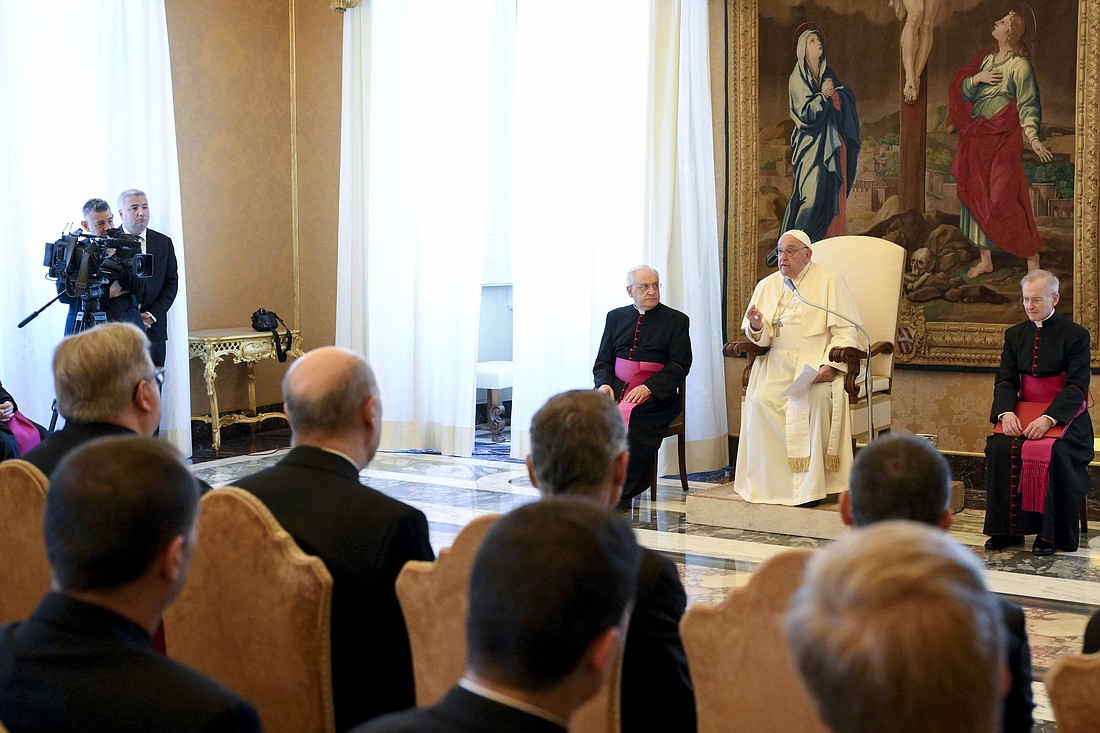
718, 0, 1100, 367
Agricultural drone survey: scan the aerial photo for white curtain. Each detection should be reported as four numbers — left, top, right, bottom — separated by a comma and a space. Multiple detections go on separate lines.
646, 0, 728, 474
337, 0, 491, 456
509, 0, 652, 458
0, 0, 191, 456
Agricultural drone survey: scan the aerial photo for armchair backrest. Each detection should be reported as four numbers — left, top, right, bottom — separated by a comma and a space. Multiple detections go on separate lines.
810, 236, 905, 382
680, 550, 827, 733
1046, 652, 1100, 733
164, 487, 335, 733
0, 460, 51, 624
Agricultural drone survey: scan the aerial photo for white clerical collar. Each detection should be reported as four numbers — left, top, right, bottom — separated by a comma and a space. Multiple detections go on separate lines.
1035, 308, 1056, 328
458, 678, 567, 728
317, 446, 361, 470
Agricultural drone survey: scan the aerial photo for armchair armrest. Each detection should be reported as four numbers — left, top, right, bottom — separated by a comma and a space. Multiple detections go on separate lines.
723, 341, 770, 389
828, 341, 894, 401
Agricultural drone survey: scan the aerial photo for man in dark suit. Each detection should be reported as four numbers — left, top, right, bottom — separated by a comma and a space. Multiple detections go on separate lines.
118, 189, 178, 367
839, 433, 1033, 733
593, 265, 691, 506
356, 499, 641, 733
234, 346, 435, 731
524, 389, 695, 732
23, 323, 163, 478
0, 435, 261, 731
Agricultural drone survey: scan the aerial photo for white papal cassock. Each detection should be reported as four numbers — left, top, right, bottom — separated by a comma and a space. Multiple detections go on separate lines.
734, 261, 861, 505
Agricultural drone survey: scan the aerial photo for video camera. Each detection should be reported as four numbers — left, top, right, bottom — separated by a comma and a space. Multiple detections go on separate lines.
43, 227, 153, 304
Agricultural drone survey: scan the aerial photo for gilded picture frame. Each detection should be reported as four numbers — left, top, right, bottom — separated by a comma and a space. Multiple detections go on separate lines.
718, 0, 1100, 367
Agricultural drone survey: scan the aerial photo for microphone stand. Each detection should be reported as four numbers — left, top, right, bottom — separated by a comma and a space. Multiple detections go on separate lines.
783, 277, 875, 440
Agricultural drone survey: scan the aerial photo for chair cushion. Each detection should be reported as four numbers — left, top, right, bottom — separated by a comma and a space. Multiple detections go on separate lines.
476, 361, 514, 390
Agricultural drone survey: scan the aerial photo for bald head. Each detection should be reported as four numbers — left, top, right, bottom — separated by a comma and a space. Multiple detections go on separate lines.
283, 347, 379, 442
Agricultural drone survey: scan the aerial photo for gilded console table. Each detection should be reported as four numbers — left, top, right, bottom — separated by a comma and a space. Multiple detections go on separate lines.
188, 327, 304, 453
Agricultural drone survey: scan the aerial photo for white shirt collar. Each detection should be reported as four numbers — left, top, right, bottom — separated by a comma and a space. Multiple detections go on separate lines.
458, 678, 567, 728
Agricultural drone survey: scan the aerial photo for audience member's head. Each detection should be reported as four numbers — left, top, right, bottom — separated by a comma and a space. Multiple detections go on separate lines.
526, 390, 628, 506
842, 433, 952, 529
283, 346, 380, 468
466, 499, 640, 717
53, 322, 160, 435
45, 436, 200, 631
785, 521, 1007, 733
80, 198, 114, 236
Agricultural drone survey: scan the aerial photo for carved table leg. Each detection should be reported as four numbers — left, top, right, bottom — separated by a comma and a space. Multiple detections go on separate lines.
487, 387, 506, 442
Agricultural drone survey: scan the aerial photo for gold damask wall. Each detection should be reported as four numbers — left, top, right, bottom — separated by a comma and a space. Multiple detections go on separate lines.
165, 1, 342, 414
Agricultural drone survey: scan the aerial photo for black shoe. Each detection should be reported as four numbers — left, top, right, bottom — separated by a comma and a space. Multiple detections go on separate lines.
984, 535, 1024, 550
796, 499, 822, 508
1032, 537, 1056, 556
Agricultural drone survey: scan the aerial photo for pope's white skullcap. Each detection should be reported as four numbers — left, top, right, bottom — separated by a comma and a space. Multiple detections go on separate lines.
781, 229, 813, 248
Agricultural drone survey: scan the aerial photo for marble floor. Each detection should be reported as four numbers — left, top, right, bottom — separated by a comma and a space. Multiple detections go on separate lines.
191, 432, 1100, 732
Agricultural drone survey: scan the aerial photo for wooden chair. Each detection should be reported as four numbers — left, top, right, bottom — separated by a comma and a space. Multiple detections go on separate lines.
724, 235, 905, 445
164, 487, 335, 733
680, 550, 827, 733
1046, 652, 1100, 733
649, 387, 689, 501
396, 513, 622, 733
0, 460, 51, 624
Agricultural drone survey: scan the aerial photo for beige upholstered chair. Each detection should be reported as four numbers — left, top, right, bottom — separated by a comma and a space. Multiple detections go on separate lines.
396, 513, 502, 707
396, 513, 622, 733
811, 235, 905, 441
680, 550, 827, 733
0, 459, 51, 624
724, 235, 905, 444
164, 487, 335, 733
1046, 652, 1100, 733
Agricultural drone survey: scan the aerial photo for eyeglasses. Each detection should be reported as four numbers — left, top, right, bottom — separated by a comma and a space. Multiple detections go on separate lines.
135, 367, 166, 399
632, 283, 660, 293
1020, 297, 1051, 305
775, 246, 809, 258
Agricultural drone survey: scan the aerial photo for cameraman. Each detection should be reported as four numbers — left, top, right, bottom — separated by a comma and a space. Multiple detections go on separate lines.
59, 198, 143, 335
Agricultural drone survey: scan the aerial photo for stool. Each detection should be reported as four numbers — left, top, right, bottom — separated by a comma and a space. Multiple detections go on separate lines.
476, 361, 513, 443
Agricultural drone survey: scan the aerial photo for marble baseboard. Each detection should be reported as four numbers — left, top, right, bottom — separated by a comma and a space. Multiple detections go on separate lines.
685, 483, 846, 540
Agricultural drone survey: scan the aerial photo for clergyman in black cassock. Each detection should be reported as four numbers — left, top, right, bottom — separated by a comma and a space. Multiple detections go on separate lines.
593, 267, 691, 504
983, 272, 1092, 554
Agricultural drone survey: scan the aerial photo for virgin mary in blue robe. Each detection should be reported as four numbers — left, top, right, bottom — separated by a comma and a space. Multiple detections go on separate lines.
772, 28, 861, 267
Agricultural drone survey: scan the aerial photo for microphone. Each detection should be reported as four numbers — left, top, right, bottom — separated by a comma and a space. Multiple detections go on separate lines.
783, 276, 876, 438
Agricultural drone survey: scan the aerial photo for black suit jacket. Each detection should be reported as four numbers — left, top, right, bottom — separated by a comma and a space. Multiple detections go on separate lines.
21, 421, 135, 478
128, 227, 178, 365
1000, 599, 1035, 733
233, 446, 436, 732
0, 593, 260, 732
352, 686, 566, 733
621, 549, 695, 732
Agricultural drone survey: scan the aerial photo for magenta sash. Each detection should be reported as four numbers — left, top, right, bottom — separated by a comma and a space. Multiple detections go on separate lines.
614, 358, 663, 428
9, 410, 42, 456
1017, 374, 1087, 513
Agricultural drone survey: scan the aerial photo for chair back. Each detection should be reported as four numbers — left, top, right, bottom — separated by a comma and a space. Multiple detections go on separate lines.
0, 460, 51, 624
396, 513, 502, 706
810, 236, 904, 387
396, 512, 621, 732
164, 487, 335, 733
680, 550, 827, 733
1046, 652, 1100, 733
